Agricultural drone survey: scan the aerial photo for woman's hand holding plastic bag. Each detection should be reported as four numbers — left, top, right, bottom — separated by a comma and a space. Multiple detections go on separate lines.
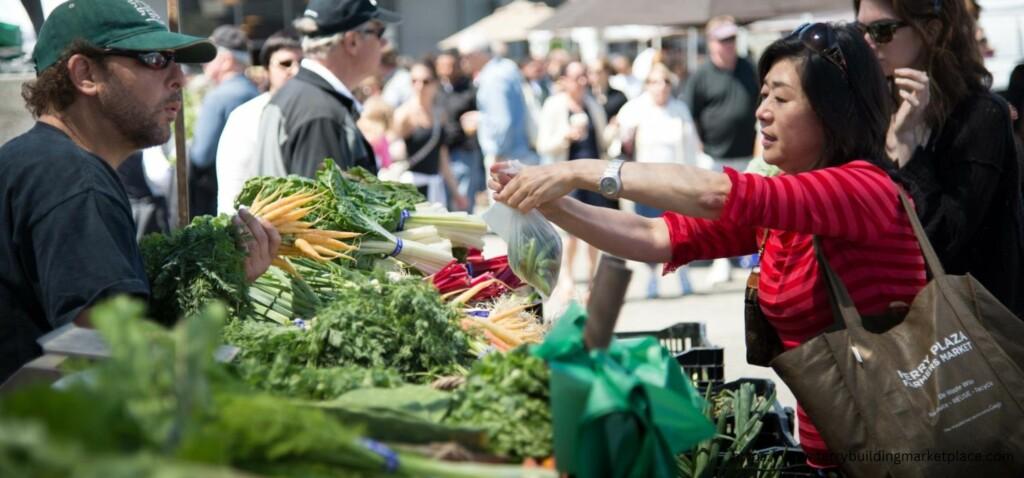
483, 161, 564, 298
489, 160, 577, 213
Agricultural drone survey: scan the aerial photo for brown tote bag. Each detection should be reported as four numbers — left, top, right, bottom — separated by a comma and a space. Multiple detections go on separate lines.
771, 193, 1024, 478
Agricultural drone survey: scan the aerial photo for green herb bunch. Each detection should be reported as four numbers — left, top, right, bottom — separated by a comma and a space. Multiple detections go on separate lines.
224, 320, 405, 400
308, 271, 472, 379
445, 348, 553, 459
140, 215, 250, 325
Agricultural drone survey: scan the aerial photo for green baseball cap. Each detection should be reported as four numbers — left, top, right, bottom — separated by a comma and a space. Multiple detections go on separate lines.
32, 0, 216, 74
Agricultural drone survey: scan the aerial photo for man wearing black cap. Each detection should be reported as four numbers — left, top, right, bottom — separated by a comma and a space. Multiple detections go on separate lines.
255, 0, 400, 179
0, 0, 280, 383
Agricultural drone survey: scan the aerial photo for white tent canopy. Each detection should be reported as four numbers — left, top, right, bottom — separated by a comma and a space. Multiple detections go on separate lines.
439, 0, 554, 50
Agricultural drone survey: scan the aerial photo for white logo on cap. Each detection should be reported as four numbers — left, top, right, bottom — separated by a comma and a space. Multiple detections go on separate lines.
304, 9, 319, 18
125, 0, 163, 23
370, 0, 378, 6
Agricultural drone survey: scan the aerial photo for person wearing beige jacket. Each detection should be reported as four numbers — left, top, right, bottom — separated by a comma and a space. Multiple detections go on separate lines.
536, 61, 618, 293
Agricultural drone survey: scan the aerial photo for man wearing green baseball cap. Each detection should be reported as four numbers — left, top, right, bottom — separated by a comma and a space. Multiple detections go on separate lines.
0, 0, 280, 384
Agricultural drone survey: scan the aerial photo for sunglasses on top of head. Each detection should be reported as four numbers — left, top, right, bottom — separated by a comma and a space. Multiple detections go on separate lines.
103, 49, 176, 70
855, 19, 909, 45
788, 23, 848, 77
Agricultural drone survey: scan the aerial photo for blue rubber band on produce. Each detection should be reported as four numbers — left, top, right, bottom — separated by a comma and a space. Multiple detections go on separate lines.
359, 438, 400, 472
390, 239, 404, 257
396, 209, 411, 231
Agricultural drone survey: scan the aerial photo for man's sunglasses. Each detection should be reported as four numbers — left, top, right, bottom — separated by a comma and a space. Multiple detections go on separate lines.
104, 49, 176, 69
789, 23, 848, 76
855, 19, 909, 44
359, 26, 387, 40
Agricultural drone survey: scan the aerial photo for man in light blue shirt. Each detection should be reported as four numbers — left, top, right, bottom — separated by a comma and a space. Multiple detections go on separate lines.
189, 25, 259, 217
460, 38, 537, 170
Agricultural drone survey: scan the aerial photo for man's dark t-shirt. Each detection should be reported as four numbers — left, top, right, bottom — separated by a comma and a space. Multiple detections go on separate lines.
682, 58, 759, 160
0, 123, 150, 381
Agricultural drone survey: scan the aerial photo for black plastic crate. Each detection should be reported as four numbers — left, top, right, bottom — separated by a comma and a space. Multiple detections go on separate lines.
615, 323, 724, 389
711, 378, 799, 450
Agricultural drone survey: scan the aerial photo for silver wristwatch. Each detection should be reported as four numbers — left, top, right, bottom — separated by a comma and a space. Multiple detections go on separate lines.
599, 159, 625, 199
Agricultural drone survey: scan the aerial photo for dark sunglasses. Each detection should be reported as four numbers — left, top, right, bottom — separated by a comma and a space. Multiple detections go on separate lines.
359, 26, 387, 40
104, 49, 176, 70
788, 23, 848, 76
855, 19, 909, 44
273, 59, 295, 69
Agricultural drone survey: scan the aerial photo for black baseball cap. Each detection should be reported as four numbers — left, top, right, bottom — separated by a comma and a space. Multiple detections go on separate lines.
300, 0, 401, 38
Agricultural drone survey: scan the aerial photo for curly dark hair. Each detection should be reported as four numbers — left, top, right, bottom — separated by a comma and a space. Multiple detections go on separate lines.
21, 40, 105, 118
853, 0, 992, 129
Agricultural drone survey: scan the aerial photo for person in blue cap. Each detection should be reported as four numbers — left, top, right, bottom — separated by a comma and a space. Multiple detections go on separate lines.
0, 0, 280, 383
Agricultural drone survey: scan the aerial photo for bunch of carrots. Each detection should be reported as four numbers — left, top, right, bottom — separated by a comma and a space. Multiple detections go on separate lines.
248, 188, 361, 274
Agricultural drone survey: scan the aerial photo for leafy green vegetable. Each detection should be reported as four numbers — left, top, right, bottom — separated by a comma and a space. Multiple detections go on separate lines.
235, 160, 423, 239
0, 419, 254, 478
310, 386, 489, 449
0, 297, 555, 478
308, 270, 472, 379
141, 215, 250, 325
227, 265, 471, 385
445, 348, 553, 459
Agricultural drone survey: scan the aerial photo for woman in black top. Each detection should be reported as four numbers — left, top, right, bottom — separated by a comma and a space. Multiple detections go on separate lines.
392, 61, 468, 209
856, 0, 1024, 317
588, 58, 629, 123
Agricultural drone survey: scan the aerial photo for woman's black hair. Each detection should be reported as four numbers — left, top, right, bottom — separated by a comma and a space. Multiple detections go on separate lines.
758, 23, 897, 178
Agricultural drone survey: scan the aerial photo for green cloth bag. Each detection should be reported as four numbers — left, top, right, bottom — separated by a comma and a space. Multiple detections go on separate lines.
531, 302, 715, 477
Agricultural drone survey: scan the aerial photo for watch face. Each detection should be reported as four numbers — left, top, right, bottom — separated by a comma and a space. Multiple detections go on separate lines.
600, 177, 617, 196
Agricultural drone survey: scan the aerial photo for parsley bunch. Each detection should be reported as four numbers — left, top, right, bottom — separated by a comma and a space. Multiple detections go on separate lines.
140, 215, 250, 325
445, 348, 553, 459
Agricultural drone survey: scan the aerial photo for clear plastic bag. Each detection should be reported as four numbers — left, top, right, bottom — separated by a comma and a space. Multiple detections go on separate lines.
482, 162, 563, 298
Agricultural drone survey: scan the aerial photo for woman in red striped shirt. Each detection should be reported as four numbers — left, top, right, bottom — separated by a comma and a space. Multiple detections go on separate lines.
490, 24, 927, 470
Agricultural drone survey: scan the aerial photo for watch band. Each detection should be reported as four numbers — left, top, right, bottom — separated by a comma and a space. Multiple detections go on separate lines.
600, 159, 625, 199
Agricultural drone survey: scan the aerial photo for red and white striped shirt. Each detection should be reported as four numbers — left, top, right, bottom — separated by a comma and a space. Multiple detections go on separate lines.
663, 160, 927, 464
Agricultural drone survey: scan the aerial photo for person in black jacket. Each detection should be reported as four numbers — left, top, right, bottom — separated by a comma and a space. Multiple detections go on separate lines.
255, 0, 400, 178
856, 0, 1024, 317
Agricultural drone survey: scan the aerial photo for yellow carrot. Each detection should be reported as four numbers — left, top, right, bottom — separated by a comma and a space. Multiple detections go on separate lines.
271, 257, 301, 277
293, 238, 325, 261
300, 235, 353, 251
441, 289, 469, 301
258, 191, 318, 215
249, 186, 271, 213
264, 207, 311, 226
311, 230, 362, 239
489, 304, 531, 322
311, 244, 344, 258
450, 278, 498, 306
468, 316, 523, 347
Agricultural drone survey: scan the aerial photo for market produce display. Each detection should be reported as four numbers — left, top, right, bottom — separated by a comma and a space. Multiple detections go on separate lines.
0, 298, 553, 478
10, 165, 805, 478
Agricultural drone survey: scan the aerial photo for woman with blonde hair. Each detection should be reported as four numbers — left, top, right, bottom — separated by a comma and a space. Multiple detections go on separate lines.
616, 62, 702, 297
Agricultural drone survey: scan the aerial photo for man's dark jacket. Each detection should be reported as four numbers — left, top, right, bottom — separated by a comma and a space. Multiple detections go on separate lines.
256, 67, 377, 178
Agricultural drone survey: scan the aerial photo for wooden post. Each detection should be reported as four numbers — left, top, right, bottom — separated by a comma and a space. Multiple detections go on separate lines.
167, 0, 189, 228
